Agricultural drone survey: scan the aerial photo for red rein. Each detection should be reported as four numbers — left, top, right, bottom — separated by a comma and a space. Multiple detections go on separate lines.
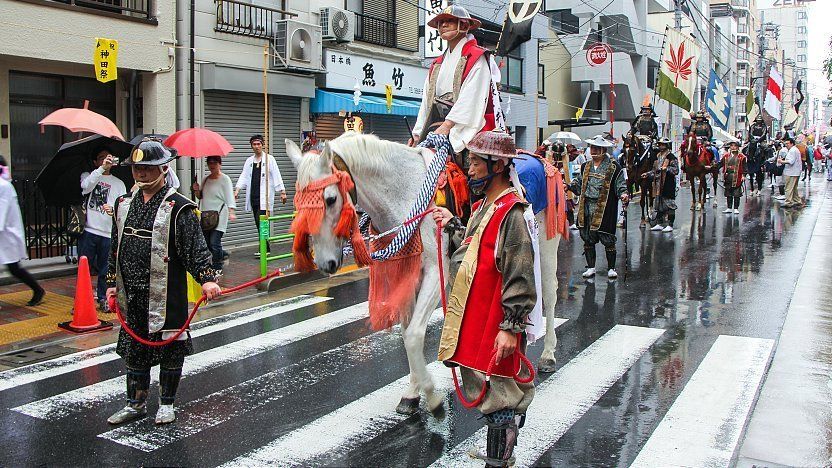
110, 269, 282, 347
452, 350, 537, 409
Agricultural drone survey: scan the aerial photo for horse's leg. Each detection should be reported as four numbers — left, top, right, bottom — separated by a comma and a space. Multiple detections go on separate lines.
712, 171, 719, 206
698, 175, 706, 210
537, 233, 560, 373
396, 319, 422, 415
640, 180, 647, 227
690, 175, 697, 210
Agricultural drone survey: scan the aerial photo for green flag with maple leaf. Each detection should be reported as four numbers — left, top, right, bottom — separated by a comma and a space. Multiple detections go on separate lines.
656, 27, 701, 111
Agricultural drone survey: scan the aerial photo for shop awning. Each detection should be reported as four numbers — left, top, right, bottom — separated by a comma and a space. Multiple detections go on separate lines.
311, 89, 421, 117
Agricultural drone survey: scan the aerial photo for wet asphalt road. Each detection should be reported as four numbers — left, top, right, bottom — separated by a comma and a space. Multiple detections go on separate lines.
0, 178, 828, 467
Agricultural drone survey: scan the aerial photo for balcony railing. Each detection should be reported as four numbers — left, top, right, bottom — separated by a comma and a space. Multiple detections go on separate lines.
732, 0, 749, 9
354, 12, 397, 48
215, 0, 293, 39
23, 0, 153, 20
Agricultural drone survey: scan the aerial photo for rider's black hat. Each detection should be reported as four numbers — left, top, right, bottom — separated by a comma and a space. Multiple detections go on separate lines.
122, 138, 177, 166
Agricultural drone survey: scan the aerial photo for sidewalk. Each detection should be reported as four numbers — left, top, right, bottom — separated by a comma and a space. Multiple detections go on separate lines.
738, 180, 832, 467
0, 241, 295, 355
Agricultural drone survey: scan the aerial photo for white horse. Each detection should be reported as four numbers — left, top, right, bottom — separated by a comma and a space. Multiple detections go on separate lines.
284, 132, 562, 416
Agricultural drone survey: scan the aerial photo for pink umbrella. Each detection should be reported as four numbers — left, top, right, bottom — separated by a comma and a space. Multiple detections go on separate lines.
39, 100, 124, 140
164, 128, 234, 158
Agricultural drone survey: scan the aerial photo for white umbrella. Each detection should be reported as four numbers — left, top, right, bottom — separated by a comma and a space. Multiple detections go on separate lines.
547, 131, 582, 144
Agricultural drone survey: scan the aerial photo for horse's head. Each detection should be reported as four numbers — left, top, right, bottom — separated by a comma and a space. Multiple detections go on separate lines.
285, 138, 361, 274
682, 132, 699, 155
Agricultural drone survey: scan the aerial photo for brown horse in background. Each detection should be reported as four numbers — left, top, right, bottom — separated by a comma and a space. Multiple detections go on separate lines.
623, 133, 656, 227
681, 131, 712, 211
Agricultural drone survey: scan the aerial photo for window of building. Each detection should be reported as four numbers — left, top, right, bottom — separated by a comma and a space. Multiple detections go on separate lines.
538, 63, 545, 97
548, 9, 579, 35
500, 50, 523, 94
797, 11, 807, 19
798, 40, 807, 48
798, 26, 807, 34
798, 55, 807, 63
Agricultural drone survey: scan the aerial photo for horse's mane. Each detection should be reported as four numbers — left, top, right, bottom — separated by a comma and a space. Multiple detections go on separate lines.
296, 132, 423, 188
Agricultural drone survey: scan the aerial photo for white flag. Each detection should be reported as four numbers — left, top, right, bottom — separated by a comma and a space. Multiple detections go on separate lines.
764, 68, 783, 120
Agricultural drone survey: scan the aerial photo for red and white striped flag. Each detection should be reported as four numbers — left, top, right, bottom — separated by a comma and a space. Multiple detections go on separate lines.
764, 67, 783, 119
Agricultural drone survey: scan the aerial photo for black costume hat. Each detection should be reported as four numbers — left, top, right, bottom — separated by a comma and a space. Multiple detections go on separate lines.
123, 138, 177, 166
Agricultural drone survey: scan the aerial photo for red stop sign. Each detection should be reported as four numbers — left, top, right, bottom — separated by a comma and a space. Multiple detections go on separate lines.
587, 44, 610, 66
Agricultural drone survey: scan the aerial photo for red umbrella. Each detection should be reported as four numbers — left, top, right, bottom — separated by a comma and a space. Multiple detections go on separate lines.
164, 128, 234, 158
39, 100, 124, 140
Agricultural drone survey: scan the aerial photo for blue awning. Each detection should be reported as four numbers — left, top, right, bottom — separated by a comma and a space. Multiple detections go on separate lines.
311, 89, 421, 117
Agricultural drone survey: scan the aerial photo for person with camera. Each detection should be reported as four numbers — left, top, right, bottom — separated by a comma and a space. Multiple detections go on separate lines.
80, 148, 127, 311
192, 156, 236, 272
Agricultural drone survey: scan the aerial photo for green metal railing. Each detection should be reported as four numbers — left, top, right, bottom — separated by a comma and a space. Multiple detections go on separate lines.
259, 213, 295, 277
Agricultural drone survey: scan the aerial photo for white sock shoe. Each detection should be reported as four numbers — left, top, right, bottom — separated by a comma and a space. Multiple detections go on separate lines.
662, 225, 674, 232
582, 267, 596, 278
155, 404, 176, 425
723, 208, 733, 213
733, 209, 740, 214
650, 224, 663, 231
607, 269, 618, 279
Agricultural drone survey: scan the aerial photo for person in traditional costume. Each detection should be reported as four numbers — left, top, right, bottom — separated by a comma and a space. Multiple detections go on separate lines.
686, 110, 713, 141
642, 138, 678, 232
410, 5, 498, 172
630, 103, 659, 141
105, 139, 221, 425
568, 135, 629, 280
433, 131, 538, 467
720, 141, 746, 215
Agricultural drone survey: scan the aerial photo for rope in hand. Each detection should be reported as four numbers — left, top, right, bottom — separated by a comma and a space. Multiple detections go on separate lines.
109, 269, 283, 348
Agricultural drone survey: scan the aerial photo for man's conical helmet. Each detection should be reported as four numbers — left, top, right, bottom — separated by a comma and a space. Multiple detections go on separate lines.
427, 5, 482, 30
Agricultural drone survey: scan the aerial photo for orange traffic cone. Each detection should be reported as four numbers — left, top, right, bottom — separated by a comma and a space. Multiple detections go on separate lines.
58, 256, 113, 334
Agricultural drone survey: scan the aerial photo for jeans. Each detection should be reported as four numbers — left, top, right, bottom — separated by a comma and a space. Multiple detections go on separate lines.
78, 231, 112, 301
203, 229, 224, 270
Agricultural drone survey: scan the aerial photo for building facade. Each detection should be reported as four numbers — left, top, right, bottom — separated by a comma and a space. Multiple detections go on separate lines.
0, 0, 176, 258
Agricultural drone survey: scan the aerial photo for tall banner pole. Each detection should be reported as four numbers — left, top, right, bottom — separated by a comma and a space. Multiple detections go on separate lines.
263, 44, 271, 218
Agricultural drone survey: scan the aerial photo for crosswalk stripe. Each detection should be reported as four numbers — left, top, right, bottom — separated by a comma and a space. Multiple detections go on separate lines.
12, 301, 367, 420
430, 325, 665, 468
630, 335, 774, 468
98, 309, 446, 451
0, 295, 331, 393
221, 318, 569, 467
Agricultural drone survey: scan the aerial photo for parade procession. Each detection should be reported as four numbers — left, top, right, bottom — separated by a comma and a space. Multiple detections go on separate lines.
2, 0, 832, 467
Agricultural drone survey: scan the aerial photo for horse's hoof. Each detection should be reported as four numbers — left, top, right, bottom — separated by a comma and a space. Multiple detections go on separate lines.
395, 396, 420, 415
695, 203, 702, 211
538, 357, 557, 374
426, 394, 445, 419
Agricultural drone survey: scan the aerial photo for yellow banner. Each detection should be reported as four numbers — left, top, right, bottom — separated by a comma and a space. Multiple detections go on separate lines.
385, 84, 393, 113
94, 38, 119, 83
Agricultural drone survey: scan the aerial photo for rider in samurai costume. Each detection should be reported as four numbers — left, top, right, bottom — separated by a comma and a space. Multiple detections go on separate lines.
569, 135, 629, 280
687, 110, 714, 141
721, 141, 747, 215
643, 137, 679, 233
630, 104, 659, 141
434, 131, 538, 467
411, 5, 499, 173
105, 139, 221, 425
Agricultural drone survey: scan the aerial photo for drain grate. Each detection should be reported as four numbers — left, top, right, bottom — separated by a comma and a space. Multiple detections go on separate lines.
0, 346, 74, 366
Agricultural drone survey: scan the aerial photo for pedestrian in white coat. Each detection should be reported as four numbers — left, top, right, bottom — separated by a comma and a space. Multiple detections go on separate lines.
0, 156, 44, 306
234, 135, 286, 255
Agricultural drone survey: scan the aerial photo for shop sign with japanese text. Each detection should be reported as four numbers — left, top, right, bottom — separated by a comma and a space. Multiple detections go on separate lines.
324, 50, 427, 99
94, 38, 118, 83
424, 0, 448, 59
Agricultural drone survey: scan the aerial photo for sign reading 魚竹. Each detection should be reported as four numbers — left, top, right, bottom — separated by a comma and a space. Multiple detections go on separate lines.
424, 0, 448, 59
94, 38, 118, 83
324, 50, 427, 99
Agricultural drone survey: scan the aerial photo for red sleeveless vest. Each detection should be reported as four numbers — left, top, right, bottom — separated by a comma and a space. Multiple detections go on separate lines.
447, 191, 523, 377
428, 39, 496, 133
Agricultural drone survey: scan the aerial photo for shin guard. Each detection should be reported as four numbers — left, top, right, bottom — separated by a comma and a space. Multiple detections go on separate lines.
159, 367, 183, 405
584, 246, 596, 269
605, 248, 617, 270
484, 409, 519, 467
126, 367, 150, 409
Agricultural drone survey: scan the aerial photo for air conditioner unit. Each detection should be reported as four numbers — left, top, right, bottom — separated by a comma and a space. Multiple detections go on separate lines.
273, 19, 324, 72
320, 7, 355, 43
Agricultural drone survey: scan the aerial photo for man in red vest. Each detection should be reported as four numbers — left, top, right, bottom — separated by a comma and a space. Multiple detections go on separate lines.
410, 5, 497, 170
434, 131, 536, 467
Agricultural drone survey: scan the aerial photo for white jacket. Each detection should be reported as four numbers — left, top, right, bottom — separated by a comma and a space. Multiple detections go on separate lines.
235, 153, 285, 212
0, 179, 27, 264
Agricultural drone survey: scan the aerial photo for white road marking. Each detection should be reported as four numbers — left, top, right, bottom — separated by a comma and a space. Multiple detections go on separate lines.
13, 301, 367, 420
99, 309, 445, 451
631, 335, 774, 468
0, 295, 331, 393
430, 325, 665, 468
222, 318, 569, 467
